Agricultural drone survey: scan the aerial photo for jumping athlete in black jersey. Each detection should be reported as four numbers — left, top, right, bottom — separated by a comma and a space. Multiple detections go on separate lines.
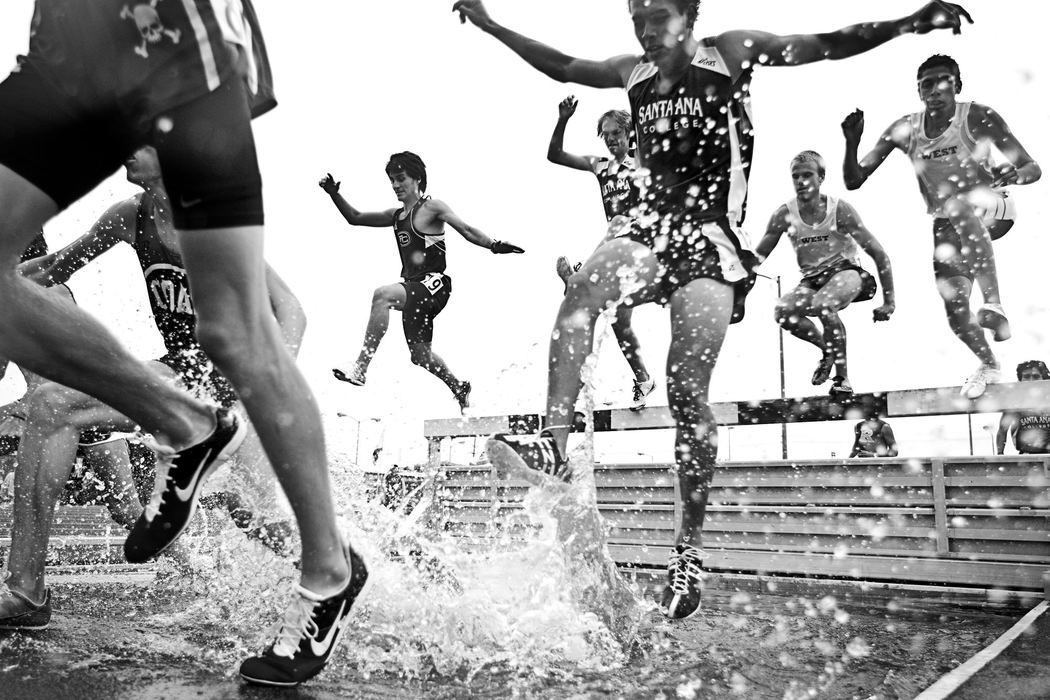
0, 146, 304, 633
455, 0, 974, 620
320, 152, 523, 412
548, 96, 655, 410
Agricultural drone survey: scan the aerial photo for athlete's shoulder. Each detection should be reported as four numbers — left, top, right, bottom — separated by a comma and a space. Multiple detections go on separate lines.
94, 194, 143, 242
883, 114, 914, 149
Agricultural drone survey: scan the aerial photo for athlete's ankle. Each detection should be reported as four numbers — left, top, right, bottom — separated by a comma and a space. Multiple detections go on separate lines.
300, 556, 351, 599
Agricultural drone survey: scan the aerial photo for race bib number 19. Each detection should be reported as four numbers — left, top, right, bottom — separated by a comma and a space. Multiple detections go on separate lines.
422, 272, 444, 296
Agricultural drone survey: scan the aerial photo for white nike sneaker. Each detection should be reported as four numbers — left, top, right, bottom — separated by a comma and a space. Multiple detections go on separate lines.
960, 364, 1001, 400
977, 303, 1011, 342
631, 379, 656, 411
240, 544, 368, 687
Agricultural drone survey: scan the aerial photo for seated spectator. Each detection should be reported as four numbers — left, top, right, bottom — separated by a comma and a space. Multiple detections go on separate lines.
851, 416, 898, 457
996, 360, 1050, 455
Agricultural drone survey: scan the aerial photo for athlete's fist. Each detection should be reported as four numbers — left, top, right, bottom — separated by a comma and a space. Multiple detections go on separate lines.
906, 1, 973, 36
991, 163, 1019, 188
490, 240, 524, 254
872, 302, 895, 322
319, 173, 340, 195
558, 96, 579, 120
453, 0, 493, 31
841, 109, 865, 143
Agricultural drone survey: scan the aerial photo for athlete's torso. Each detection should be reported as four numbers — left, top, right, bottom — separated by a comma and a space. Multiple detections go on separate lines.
626, 42, 754, 224
593, 156, 640, 221
785, 196, 859, 276
906, 102, 997, 217
394, 196, 447, 281
1015, 412, 1050, 453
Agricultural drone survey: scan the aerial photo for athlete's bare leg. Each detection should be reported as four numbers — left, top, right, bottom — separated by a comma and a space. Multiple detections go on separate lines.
611, 306, 650, 384
937, 275, 996, 366
178, 227, 348, 594
666, 279, 734, 547
805, 271, 862, 381
774, 287, 826, 351
407, 342, 465, 394
544, 238, 661, 453
80, 440, 141, 529
352, 284, 407, 375
943, 197, 1000, 305
0, 166, 215, 448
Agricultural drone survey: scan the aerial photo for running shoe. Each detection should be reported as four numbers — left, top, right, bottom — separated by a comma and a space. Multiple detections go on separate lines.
486, 429, 570, 485
811, 350, 834, 386
0, 585, 51, 630
660, 543, 706, 620
239, 543, 368, 687
829, 375, 854, 397
332, 363, 366, 386
631, 379, 656, 411
453, 381, 472, 413
961, 364, 1001, 400
977, 303, 1011, 342
124, 408, 247, 563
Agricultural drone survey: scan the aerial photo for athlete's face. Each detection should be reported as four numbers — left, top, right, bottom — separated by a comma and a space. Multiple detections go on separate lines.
916, 67, 958, 113
388, 171, 420, 202
1019, 368, 1045, 382
630, 0, 693, 64
600, 118, 630, 158
791, 164, 823, 201
124, 147, 162, 187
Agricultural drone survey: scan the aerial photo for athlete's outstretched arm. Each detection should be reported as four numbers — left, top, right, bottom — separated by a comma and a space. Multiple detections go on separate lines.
264, 265, 307, 358
968, 104, 1043, 187
547, 96, 596, 172
841, 110, 906, 190
753, 207, 789, 263
716, 2, 972, 69
429, 199, 524, 254
453, 0, 635, 88
318, 174, 395, 228
839, 201, 895, 322
995, 412, 1017, 454
18, 198, 139, 286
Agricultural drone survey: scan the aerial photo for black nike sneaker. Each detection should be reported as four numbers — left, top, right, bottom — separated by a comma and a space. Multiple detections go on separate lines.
660, 543, 706, 620
123, 408, 247, 563
811, 350, 834, 386
486, 429, 570, 485
239, 544, 368, 687
453, 381, 472, 413
828, 375, 854, 398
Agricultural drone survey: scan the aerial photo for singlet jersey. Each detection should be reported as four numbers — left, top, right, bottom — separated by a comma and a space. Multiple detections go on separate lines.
855, 420, 892, 456
593, 156, 640, 221
393, 196, 447, 281
785, 197, 860, 277
1014, 412, 1050, 454
22, 0, 275, 119
626, 42, 755, 224
905, 102, 1002, 218
132, 194, 199, 356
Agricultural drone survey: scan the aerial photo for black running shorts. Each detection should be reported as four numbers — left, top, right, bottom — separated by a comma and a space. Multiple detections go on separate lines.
401, 273, 452, 345
799, 261, 877, 303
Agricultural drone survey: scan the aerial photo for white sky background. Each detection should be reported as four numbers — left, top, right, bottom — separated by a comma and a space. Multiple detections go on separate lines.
0, 1, 1047, 466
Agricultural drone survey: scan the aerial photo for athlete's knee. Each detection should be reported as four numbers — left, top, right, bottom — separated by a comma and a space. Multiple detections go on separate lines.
773, 301, 801, 326
408, 343, 433, 367
25, 383, 81, 429
371, 287, 396, 307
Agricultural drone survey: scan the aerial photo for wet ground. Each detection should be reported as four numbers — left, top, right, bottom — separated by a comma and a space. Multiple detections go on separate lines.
1, 570, 1039, 700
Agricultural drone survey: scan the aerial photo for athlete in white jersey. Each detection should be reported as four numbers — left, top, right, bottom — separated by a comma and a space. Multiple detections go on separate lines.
455, 0, 974, 620
755, 152, 894, 396
843, 54, 1041, 399
547, 96, 654, 410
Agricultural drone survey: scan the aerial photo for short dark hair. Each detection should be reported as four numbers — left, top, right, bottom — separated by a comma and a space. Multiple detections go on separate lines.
917, 54, 962, 93
1016, 360, 1050, 381
596, 109, 632, 138
626, 0, 701, 28
385, 151, 427, 193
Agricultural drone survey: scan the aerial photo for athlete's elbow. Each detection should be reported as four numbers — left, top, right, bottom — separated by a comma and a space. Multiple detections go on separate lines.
843, 177, 864, 191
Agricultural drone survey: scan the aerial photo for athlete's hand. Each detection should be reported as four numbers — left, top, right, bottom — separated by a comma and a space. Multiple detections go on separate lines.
906, 1, 973, 36
872, 302, 895, 322
841, 109, 865, 144
319, 173, 340, 195
991, 163, 1019, 188
558, 96, 579, 120
453, 0, 494, 31
490, 240, 525, 254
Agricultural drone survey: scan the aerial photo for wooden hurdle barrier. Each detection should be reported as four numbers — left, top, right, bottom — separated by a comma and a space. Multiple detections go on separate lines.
424, 381, 1050, 597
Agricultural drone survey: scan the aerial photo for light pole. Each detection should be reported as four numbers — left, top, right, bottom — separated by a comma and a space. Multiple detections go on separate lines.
726, 426, 735, 462
337, 414, 381, 466
756, 272, 789, 459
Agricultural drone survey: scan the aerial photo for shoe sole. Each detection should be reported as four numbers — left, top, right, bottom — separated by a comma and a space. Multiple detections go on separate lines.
332, 369, 364, 386
977, 309, 1012, 342
128, 416, 249, 563
485, 439, 566, 487
0, 620, 50, 631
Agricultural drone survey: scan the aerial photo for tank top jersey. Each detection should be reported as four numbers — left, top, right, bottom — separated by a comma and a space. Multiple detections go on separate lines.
132, 194, 198, 355
394, 196, 447, 281
626, 42, 755, 225
784, 197, 860, 277
1014, 412, 1050, 454
593, 156, 640, 221
905, 102, 1003, 217
22, 0, 275, 119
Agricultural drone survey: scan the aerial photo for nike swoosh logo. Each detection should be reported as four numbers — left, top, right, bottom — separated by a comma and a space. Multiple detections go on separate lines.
173, 447, 214, 502
309, 600, 349, 657
179, 195, 203, 208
